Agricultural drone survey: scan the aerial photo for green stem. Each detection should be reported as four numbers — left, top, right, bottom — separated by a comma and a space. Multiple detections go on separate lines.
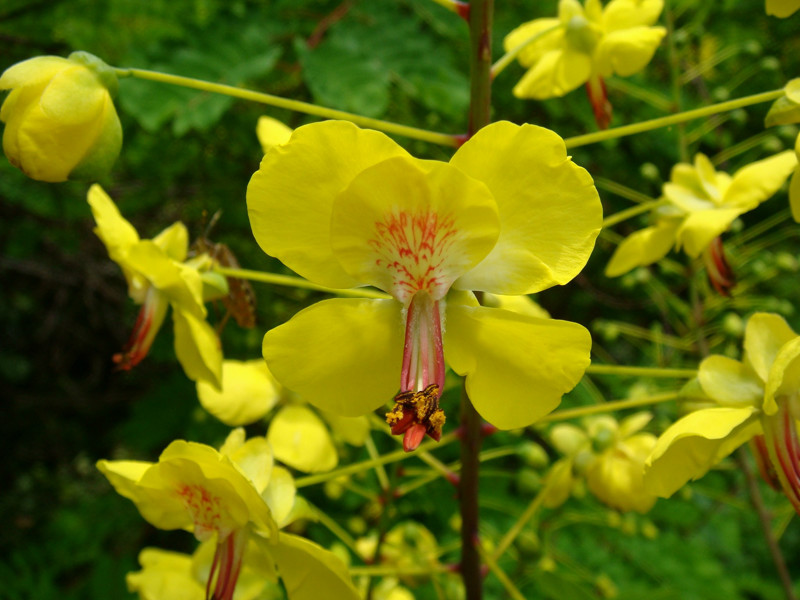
665, 0, 688, 161
595, 176, 658, 204
213, 266, 390, 299
537, 392, 680, 423
349, 564, 450, 577
490, 24, 560, 79
476, 542, 527, 600
602, 200, 666, 228
585, 364, 697, 378
294, 432, 458, 488
114, 67, 461, 147
563, 89, 783, 149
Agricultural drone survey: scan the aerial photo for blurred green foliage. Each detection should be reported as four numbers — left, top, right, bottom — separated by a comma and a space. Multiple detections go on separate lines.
1, 0, 800, 598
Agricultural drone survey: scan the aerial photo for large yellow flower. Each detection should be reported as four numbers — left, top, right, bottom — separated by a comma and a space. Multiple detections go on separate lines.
99, 429, 361, 600
0, 52, 121, 182
88, 184, 222, 389
644, 313, 800, 515
503, 0, 665, 126
247, 120, 601, 451
606, 152, 797, 291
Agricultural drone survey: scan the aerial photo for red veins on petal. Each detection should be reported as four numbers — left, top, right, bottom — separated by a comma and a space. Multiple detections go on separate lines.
369, 210, 458, 302
177, 483, 223, 541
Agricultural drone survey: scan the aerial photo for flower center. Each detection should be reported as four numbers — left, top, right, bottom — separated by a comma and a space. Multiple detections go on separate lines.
385, 291, 447, 451
177, 483, 224, 542
369, 209, 458, 303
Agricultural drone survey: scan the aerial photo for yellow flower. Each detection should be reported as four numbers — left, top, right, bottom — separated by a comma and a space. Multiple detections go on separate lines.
766, 0, 800, 16
503, 0, 666, 127
247, 120, 601, 451
644, 313, 800, 515
99, 429, 361, 600
549, 413, 658, 513
196, 359, 370, 472
0, 52, 121, 182
88, 184, 222, 389
606, 152, 797, 290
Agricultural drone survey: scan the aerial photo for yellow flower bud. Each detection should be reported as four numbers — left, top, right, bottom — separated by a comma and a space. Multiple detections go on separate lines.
0, 51, 121, 182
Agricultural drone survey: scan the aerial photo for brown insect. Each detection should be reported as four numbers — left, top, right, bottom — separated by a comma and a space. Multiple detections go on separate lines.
192, 211, 257, 330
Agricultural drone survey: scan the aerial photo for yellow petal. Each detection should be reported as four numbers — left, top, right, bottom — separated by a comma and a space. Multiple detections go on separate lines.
172, 308, 223, 390
444, 304, 591, 429
512, 47, 592, 99
605, 220, 680, 277
318, 411, 371, 446
503, 19, 563, 67
267, 405, 338, 473
273, 532, 361, 600
331, 156, 499, 302
224, 434, 275, 496
87, 184, 140, 260
766, 0, 800, 17
39, 65, 105, 124
675, 208, 743, 257
697, 355, 763, 406
743, 312, 798, 383
126, 548, 204, 600
618, 411, 653, 437
481, 293, 551, 319
256, 116, 293, 153
764, 337, 800, 415
594, 26, 666, 78
152, 221, 190, 263
450, 121, 602, 294
0, 56, 72, 89
247, 120, 409, 289
723, 150, 797, 209
643, 407, 760, 497
262, 465, 297, 529
197, 359, 280, 426
262, 298, 403, 417
602, 0, 664, 30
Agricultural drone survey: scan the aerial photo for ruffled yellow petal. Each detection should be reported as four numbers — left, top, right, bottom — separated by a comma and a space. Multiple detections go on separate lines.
331, 156, 499, 302
172, 308, 223, 390
247, 121, 409, 289
256, 116, 292, 153
697, 355, 763, 406
766, 0, 800, 17
605, 220, 680, 276
643, 407, 760, 497
675, 208, 743, 257
0, 56, 73, 89
743, 312, 798, 383
602, 0, 664, 30
450, 121, 602, 294
723, 150, 797, 209
267, 405, 338, 473
512, 47, 592, 99
444, 304, 591, 429
197, 360, 280, 426
594, 26, 666, 78
262, 298, 403, 417
503, 19, 563, 67
273, 533, 361, 600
